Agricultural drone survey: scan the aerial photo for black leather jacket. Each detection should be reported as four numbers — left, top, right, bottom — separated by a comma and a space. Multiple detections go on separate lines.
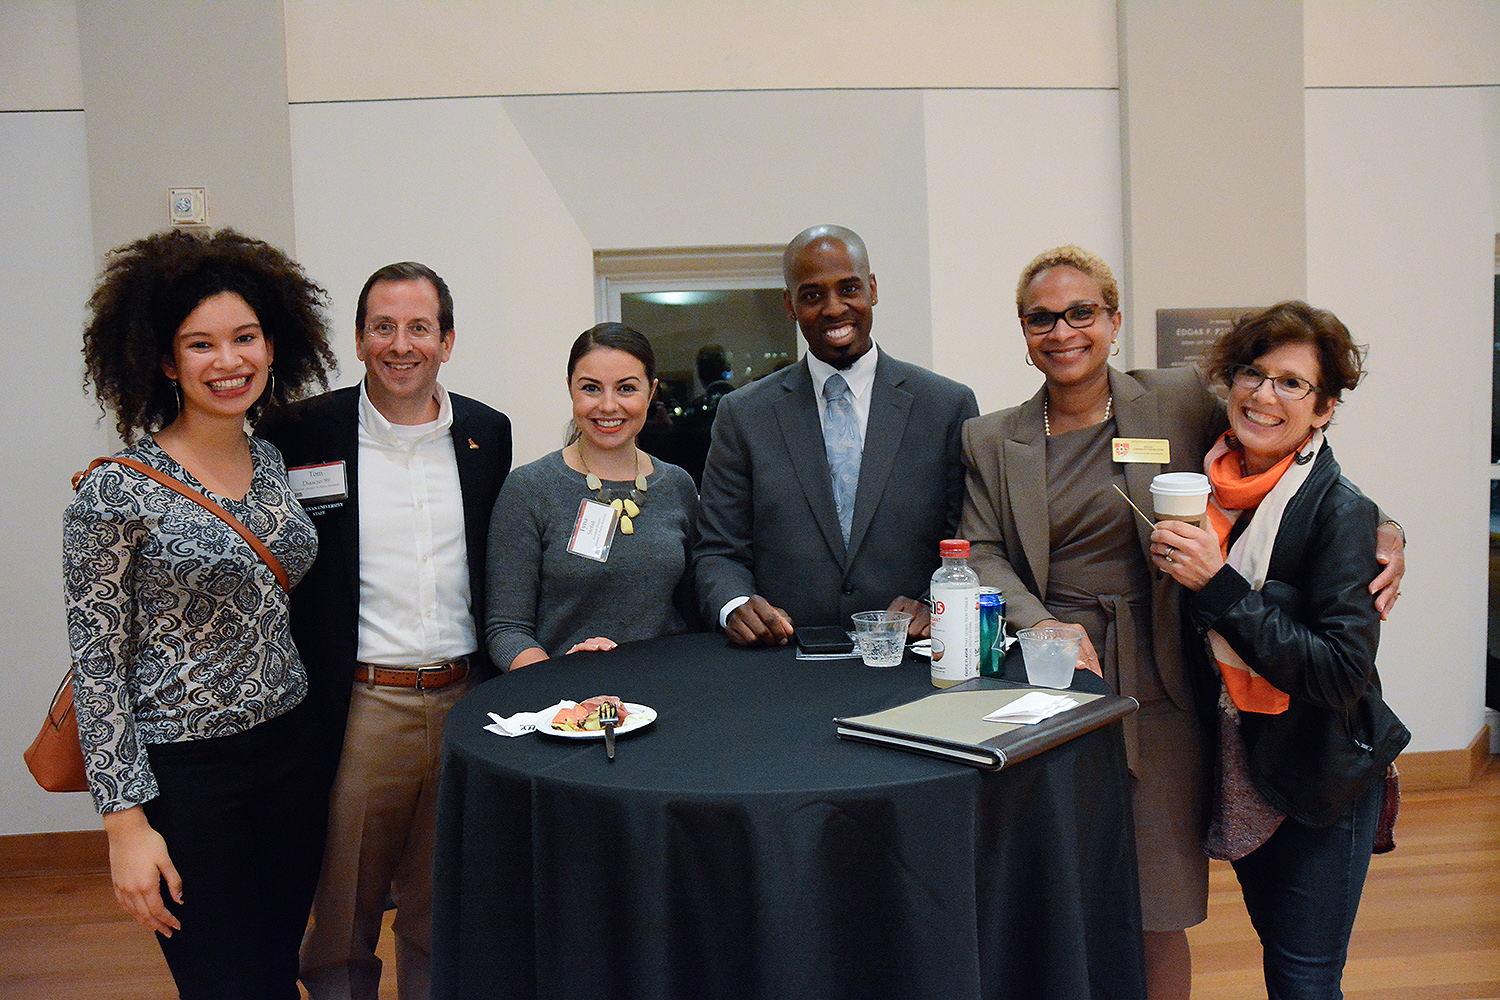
1186, 442, 1410, 828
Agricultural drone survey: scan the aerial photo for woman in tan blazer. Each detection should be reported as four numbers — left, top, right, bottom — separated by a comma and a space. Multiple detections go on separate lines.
958, 246, 1404, 1000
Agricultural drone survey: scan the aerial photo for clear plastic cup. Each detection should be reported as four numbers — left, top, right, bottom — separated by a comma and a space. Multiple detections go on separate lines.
851, 610, 913, 668
1016, 626, 1082, 688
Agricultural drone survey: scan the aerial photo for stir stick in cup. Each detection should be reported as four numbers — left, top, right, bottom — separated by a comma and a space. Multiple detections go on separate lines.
1112, 484, 1158, 530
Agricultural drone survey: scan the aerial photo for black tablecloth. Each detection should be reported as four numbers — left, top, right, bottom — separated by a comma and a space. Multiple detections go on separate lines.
433, 632, 1144, 1000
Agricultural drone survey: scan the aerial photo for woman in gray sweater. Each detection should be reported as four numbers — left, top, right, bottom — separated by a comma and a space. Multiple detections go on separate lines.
485, 324, 699, 670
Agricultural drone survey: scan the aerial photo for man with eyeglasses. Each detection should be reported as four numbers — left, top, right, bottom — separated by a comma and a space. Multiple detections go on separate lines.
695, 225, 979, 645
261, 262, 511, 1000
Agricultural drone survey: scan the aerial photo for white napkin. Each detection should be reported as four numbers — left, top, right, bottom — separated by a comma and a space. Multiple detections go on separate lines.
982, 691, 1077, 725
485, 700, 573, 737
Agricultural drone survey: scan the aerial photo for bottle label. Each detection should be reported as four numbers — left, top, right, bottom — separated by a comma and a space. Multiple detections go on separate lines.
930, 582, 980, 683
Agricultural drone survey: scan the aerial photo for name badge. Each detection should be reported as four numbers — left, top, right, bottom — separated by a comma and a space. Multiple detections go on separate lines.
287, 461, 349, 503
1111, 438, 1171, 464
568, 499, 619, 562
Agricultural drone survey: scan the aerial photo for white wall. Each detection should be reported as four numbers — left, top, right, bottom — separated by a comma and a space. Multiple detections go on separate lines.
0, 111, 117, 834
1305, 86, 1500, 752
290, 90, 939, 467
288, 97, 596, 461
924, 88, 1124, 415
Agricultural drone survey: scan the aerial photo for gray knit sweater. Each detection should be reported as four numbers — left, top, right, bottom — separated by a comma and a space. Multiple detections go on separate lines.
484, 450, 699, 667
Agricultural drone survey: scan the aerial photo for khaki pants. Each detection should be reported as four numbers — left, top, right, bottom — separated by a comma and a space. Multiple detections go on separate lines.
301, 674, 472, 1000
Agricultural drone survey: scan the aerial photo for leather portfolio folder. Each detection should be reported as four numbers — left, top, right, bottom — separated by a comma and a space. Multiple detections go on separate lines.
835, 679, 1138, 770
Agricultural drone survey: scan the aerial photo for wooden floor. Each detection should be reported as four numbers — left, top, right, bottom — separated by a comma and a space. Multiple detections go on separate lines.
2, 759, 1496, 999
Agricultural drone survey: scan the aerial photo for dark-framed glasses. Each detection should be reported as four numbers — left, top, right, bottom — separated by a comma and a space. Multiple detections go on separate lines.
363, 320, 440, 342
1022, 302, 1108, 334
1230, 364, 1318, 401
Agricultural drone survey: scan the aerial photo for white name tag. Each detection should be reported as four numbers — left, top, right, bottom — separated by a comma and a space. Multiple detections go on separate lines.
568, 498, 619, 562
287, 461, 348, 503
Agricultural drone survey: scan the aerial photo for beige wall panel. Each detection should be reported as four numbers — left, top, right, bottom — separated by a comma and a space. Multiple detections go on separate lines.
499, 89, 934, 369
1119, 1, 1307, 365
0, 0, 83, 110
1305, 0, 1500, 87
77, 0, 295, 257
282, 0, 1117, 101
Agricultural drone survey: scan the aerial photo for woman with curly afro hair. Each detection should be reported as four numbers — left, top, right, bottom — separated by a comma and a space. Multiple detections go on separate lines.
65, 228, 337, 999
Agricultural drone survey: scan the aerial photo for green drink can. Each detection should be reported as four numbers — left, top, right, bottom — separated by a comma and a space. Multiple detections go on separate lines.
979, 588, 1005, 677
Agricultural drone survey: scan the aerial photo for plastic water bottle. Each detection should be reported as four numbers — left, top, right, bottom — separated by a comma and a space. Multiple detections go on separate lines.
930, 539, 980, 688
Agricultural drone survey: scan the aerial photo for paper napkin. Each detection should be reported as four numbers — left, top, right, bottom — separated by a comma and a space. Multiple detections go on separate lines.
982, 691, 1078, 725
485, 701, 573, 737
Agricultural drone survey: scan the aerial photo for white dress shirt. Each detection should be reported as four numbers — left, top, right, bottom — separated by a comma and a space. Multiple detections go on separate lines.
355, 381, 477, 664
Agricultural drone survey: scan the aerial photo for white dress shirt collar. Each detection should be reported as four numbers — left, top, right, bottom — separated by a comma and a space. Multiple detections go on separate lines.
359, 378, 454, 446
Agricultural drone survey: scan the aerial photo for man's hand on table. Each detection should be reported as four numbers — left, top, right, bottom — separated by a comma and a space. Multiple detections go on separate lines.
886, 595, 931, 638
726, 595, 795, 646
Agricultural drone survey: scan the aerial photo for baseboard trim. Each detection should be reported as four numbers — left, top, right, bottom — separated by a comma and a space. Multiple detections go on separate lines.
0, 829, 106, 876
1397, 726, 1494, 792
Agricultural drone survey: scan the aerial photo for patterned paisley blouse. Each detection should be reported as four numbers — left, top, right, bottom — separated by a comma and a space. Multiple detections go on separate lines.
63, 436, 317, 814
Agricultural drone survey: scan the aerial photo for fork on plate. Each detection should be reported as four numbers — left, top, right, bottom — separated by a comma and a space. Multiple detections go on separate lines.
599, 700, 618, 761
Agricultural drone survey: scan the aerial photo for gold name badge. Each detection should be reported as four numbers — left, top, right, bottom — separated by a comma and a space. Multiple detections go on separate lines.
1111, 438, 1171, 463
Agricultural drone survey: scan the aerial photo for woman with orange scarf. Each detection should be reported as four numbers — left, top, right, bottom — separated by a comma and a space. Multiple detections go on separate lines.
1150, 301, 1409, 1000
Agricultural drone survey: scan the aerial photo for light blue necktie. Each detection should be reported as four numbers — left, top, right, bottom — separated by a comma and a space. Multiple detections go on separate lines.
822, 373, 862, 543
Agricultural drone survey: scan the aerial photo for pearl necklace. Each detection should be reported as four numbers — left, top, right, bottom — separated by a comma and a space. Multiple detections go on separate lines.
1043, 393, 1112, 437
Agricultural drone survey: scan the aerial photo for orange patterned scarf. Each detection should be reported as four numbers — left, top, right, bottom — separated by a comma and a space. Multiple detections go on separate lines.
1202, 430, 1321, 714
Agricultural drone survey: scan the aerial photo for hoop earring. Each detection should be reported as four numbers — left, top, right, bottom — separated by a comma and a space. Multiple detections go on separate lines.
1111, 342, 1120, 356
266, 368, 277, 403
171, 379, 183, 414
1025, 354, 1035, 367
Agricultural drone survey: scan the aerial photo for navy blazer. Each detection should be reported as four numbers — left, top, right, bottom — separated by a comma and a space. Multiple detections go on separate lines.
694, 351, 977, 630
260, 385, 511, 769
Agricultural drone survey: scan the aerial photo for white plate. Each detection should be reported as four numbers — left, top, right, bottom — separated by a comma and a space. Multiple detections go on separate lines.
540, 702, 657, 740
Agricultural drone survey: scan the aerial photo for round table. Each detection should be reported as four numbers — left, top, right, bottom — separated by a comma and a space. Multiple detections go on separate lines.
433, 632, 1144, 1000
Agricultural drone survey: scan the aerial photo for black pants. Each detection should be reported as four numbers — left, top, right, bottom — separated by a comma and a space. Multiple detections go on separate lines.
144, 702, 328, 1000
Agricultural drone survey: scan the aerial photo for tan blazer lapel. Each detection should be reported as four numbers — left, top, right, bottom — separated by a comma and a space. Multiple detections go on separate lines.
1108, 368, 1162, 554
1005, 388, 1052, 600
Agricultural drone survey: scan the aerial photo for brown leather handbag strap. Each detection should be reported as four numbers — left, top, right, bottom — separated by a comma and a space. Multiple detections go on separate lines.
75, 455, 290, 593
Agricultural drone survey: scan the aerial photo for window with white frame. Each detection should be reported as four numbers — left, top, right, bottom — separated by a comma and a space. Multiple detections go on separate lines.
595, 246, 795, 485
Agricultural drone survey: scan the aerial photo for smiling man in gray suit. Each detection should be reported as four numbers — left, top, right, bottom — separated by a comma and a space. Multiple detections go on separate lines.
695, 225, 979, 646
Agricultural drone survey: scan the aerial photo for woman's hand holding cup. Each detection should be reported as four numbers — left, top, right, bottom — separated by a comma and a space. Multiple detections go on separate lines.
1150, 520, 1223, 591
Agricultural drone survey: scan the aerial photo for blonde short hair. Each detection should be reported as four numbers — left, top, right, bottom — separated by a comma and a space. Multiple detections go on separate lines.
1015, 245, 1120, 315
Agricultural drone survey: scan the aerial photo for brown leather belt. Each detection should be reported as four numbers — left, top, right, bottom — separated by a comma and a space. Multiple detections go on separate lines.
354, 655, 470, 691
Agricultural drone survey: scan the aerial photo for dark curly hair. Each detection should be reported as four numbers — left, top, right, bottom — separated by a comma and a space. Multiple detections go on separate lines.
1205, 300, 1366, 415
82, 227, 338, 441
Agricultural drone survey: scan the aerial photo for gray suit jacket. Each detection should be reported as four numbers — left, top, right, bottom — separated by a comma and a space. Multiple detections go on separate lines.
958, 365, 1224, 710
695, 350, 978, 630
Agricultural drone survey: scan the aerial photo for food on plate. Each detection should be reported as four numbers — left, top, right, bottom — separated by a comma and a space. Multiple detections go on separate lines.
550, 695, 630, 732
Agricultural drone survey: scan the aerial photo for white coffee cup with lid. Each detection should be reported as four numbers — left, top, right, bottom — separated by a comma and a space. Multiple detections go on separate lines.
1149, 472, 1211, 528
